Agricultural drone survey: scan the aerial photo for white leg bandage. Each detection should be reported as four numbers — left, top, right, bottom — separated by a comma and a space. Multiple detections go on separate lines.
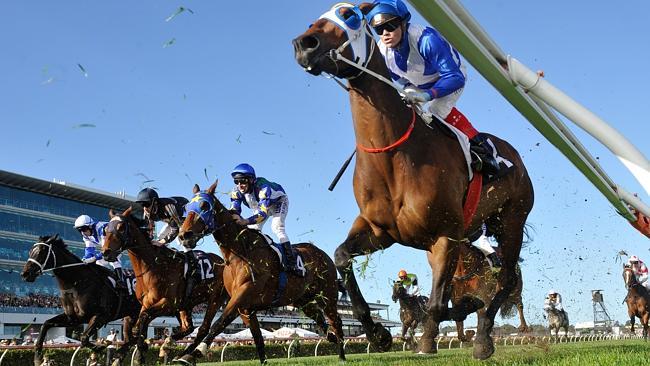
472, 234, 495, 256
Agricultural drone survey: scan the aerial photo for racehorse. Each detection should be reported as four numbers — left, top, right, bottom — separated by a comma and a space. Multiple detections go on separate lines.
545, 306, 569, 342
175, 182, 346, 365
451, 245, 528, 341
21, 235, 141, 366
101, 208, 228, 365
623, 265, 650, 340
293, 3, 534, 359
392, 281, 427, 349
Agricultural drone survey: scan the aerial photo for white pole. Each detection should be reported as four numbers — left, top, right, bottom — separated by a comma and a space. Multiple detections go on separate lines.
507, 56, 650, 195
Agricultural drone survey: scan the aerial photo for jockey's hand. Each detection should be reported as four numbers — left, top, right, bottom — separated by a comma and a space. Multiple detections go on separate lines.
402, 86, 432, 104
82, 257, 97, 264
236, 218, 249, 226
151, 240, 166, 247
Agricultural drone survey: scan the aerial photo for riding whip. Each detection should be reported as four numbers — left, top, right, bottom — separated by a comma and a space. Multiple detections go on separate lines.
328, 149, 356, 191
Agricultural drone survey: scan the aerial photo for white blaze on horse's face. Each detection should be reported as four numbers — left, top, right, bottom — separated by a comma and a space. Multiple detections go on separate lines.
319, 4, 370, 67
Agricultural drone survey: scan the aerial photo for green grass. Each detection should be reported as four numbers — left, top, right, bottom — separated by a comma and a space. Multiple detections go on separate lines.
199, 340, 650, 365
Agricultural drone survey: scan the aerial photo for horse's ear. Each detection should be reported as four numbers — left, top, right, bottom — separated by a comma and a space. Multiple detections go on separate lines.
109, 209, 116, 218
123, 206, 133, 217
358, 2, 374, 15
207, 180, 218, 195
193, 184, 200, 194
199, 201, 211, 212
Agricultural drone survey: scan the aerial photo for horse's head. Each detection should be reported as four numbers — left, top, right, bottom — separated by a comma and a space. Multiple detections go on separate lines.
293, 3, 376, 78
623, 264, 637, 289
21, 235, 65, 282
102, 207, 141, 261
392, 280, 405, 302
178, 181, 220, 248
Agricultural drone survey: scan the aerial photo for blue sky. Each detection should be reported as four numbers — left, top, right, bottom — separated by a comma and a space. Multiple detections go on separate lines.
1, 1, 649, 329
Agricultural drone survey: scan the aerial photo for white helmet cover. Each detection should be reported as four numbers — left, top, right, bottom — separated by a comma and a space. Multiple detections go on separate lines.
74, 215, 95, 229
548, 289, 558, 296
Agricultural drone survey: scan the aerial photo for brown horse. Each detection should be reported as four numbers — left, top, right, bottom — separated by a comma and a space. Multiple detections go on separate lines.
101, 208, 228, 365
293, 3, 534, 359
452, 245, 528, 341
21, 235, 141, 366
175, 183, 345, 365
392, 281, 427, 349
623, 265, 650, 340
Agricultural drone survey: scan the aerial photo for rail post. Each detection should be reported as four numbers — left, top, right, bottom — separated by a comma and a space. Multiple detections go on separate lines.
314, 339, 322, 357
0, 349, 8, 366
221, 341, 231, 363
288, 339, 297, 359
70, 346, 82, 366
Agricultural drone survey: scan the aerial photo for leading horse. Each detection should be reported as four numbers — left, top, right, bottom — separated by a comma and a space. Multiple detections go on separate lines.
392, 281, 427, 349
175, 182, 346, 365
293, 3, 533, 359
623, 265, 650, 340
21, 235, 141, 366
102, 208, 228, 365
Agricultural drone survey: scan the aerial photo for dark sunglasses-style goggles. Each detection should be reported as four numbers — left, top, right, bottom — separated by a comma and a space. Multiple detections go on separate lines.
373, 18, 402, 34
234, 179, 250, 185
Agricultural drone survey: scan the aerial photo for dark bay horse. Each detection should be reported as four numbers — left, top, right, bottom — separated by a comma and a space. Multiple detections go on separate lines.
452, 245, 528, 341
175, 183, 345, 365
293, 4, 534, 359
392, 281, 427, 349
101, 208, 228, 365
623, 265, 650, 340
21, 235, 141, 366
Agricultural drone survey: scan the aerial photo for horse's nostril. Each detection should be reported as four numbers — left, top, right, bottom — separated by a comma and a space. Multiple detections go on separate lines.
299, 35, 319, 52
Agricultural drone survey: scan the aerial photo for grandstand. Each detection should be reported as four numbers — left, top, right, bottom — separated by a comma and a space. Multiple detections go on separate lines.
0, 170, 400, 341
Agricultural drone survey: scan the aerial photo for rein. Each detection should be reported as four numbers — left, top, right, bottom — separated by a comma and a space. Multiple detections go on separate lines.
357, 109, 416, 153
28, 242, 86, 274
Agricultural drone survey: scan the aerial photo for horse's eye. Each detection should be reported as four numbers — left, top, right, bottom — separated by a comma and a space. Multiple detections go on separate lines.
199, 201, 210, 212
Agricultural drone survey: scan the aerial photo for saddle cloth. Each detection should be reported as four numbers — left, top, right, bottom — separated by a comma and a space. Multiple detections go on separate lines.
107, 268, 137, 296
182, 250, 216, 282
262, 234, 306, 276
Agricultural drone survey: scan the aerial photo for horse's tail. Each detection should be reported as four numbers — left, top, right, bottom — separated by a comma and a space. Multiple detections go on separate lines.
499, 298, 517, 319
522, 222, 535, 246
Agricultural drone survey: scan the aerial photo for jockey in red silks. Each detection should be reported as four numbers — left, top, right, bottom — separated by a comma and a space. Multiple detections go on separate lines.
628, 255, 650, 289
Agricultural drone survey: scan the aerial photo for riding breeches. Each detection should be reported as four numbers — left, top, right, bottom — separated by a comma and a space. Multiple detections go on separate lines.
249, 196, 290, 243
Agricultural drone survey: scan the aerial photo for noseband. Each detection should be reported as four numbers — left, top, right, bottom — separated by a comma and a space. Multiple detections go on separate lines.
27, 241, 85, 273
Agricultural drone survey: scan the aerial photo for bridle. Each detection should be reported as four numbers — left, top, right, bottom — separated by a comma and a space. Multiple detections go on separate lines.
27, 240, 85, 274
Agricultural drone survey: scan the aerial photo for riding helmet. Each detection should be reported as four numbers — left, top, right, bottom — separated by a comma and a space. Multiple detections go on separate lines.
136, 187, 159, 204
231, 163, 256, 180
367, 0, 411, 27
74, 215, 96, 229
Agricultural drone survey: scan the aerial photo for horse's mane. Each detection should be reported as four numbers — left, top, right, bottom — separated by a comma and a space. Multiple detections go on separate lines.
38, 235, 67, 249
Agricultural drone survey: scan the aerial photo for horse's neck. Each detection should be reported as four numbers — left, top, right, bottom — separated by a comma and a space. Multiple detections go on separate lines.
125, 242, 166, 276
51, 247, 96, 287
213, 212, 258, 254
347, 55, 416, 151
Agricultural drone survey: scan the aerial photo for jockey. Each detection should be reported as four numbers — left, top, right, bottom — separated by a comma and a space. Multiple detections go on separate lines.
397, 269, 420, 297
543, 289, 563, 312
628, 255, 650, 289
135, 188, 198, 296
229, 163, 300, 275
74, 214, 126, 288
472, 223, 502, 268
366, 0, 502, 176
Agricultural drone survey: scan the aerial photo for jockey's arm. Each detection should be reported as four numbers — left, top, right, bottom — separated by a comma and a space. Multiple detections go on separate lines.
245, 187, 271, 225
230, 191, 243, 215
420, 31, 465, 99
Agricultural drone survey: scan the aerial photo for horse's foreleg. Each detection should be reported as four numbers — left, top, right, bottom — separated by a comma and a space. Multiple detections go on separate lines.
171, 310, 195, 341
179, 288, 252, 364
456, 320, 466, 342
517, 301, 529, 332
133, 310, 156, 365
642, 312, 649, 341
114, 315, 136, 365
246, 313, 267, 364
335, 217, 393, 352
33, 313, 73, 366
180, 291, 225, 357
81, 314, 109, 351
630, 314, 636, 333
417, 236, 463, 354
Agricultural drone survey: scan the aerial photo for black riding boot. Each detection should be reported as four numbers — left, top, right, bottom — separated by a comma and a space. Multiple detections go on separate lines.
470, 134, 501, 177
486, 253, 502, 268
282, 241, 301, 276
185, 251, 197, 300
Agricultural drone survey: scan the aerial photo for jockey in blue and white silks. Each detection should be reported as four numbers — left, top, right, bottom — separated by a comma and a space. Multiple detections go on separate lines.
74, 215, 125, 285
366, 0, 502, 176
230, 163, 300, 275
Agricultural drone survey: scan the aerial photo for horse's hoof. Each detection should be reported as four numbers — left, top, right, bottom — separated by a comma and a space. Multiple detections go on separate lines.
175, 355, 195, 365
472, 336, 495, 360
369, 324, 392, 352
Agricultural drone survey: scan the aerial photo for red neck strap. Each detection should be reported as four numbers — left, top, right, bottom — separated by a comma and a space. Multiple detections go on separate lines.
357, 109, 416, 153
